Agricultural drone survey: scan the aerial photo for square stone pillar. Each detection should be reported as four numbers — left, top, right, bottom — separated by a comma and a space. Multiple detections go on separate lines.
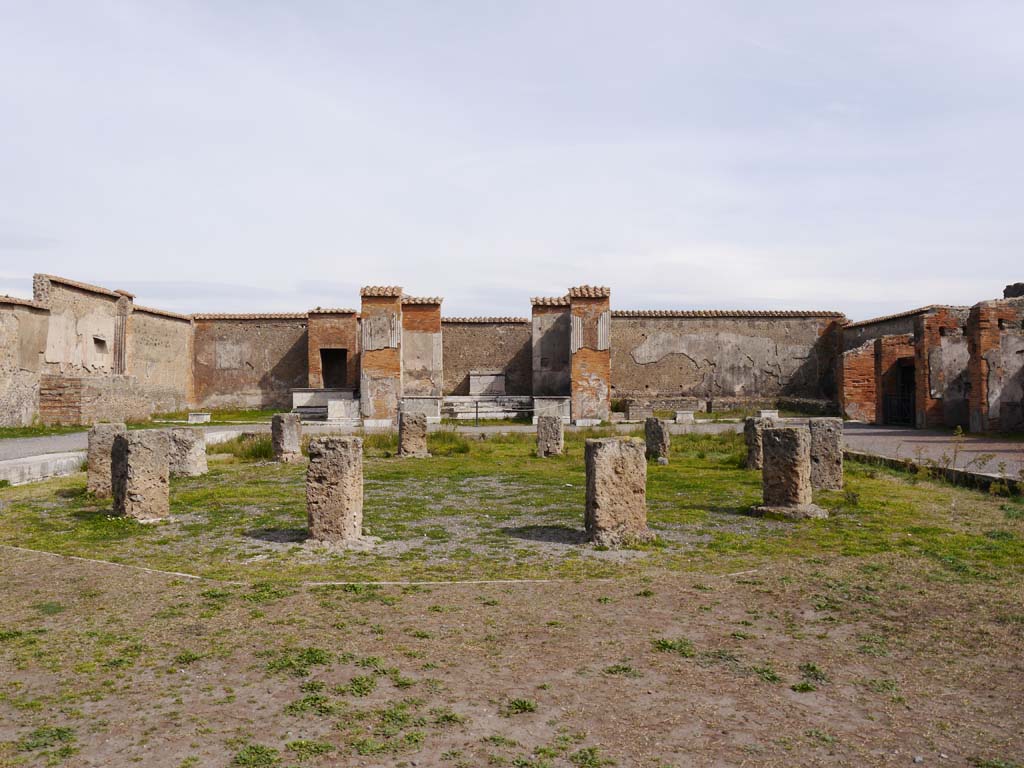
809, 418, 843, 490
272, 413, 303, 462
584, 437, 652, 546
536, 415, 564, 457
569, 286, 611, 425
752, 427, 826, 520
644, 417, 670, 462
401, 297, 443, 398
306, 437, 364, 543
360, 287, 404, 423
398, 411, 429, 457
112, 430, 170, 521
743, 416, 774, 469
87, 422, 126, 497
530, 296, 571, 396
168, 428, 207, 477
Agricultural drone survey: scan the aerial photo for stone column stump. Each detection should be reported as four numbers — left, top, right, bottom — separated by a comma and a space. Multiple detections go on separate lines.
398, 412, 429, 457
272, 413, 303, 462
644, 417, 670, 463
584, 438, 653, 546
306, 437, 364, 543
112, 430, 170, 521
743, 416, 773, 469
536, 415, 564, 457
809, 418, 844, 490
752, 427, 827, 520
87, 422, 126, 497
168, 428, 208, 477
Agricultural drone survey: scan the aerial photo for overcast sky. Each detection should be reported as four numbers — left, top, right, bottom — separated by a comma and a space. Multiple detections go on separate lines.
1, 2, 1021, 320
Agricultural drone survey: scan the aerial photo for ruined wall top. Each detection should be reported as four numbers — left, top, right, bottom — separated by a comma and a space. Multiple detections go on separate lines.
360, 286, 403, 298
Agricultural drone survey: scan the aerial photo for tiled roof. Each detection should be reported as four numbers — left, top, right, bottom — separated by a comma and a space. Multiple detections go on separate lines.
613, 309, 845, 318
530, 296, 570, 307
442, 316, 529, 324
37, 273, 123, 299
193, 312, 308, 320
360, 286, 403, 297
0, 294, 48, 310
132, 304, 191, 321
568, 285, 611, 298
402, 296, 443, 305
308, 307, 357, 315
844, 305, 964, 328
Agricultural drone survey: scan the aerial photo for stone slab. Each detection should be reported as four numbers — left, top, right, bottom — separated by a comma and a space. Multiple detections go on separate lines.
112, 430, 170, 521
87, 422, 126, 497
306, 436, 363, 543
584, 437, 652, 547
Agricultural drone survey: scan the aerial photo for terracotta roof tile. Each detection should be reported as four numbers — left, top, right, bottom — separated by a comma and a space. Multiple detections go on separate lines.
36, 273, 122, 299
193, 312, 308, 320
0, 294, 49, 310
360, 286, 403, 297
132, 304, 191, 321
308, 307, 357, 315
613, 309, 845, 319
568, 285, 611, 298
843, 305, 966, 328
402, 296, 443, 305
530, 296, 570, 307
442, 316, 529, 324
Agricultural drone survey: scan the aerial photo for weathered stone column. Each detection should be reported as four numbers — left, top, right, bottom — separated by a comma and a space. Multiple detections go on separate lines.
359, 286, 404, 425
644, 417, 670, 462
752, 427, 826, 520
272, 413, 303, 462
112, 430, 170, 521
743, 416, 773, 469
398, 411, 429, 457
306, 437, 364, 543
569, 286, 611, 425
809, 418, 843, 490
584, 438, 652, 546
168, 428, 208, 477
536, 415, 564, 457
87, 422, 126, 497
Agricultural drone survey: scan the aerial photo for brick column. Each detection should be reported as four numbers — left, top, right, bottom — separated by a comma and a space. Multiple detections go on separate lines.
359, 287, 403, 423
967, 298, 1024, 432
568, 286, 611, 424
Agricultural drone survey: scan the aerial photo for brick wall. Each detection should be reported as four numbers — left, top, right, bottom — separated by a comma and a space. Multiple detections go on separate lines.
359, 293, 403, 419
838, 340, 876, 422
441, 320, 531, 396
307, 312, 359, 389
874, 334, 915, 425
967, 299, 1024, 432
402, 302, 443, 397
914, 308, 970, 429
38, 374, 184, 425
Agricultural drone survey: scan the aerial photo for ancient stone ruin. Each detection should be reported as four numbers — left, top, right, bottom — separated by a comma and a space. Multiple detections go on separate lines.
743, 416, 773, 470
535, 415, 564, 457
272, 413, 303, 462
584, 437, 652, 546
167, 427, 208, 477
112, 429, 170, 521
306, 436, 364, 543
87, 422, 126, 497
752, 426, 827, 520
398, 411, 429, 457
808, 418, 843, 490
644, 417, 670, 463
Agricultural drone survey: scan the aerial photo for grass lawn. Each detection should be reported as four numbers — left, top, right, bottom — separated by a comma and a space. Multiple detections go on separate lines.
1, 432, 1021, 766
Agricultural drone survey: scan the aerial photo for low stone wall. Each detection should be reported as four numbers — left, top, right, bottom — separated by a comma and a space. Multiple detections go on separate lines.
38, 374, 185, 425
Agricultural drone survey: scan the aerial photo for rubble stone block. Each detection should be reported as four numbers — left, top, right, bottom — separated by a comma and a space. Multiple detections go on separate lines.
584, 438, 652, 546
168, 427, 207, 477
536, 415, 564, 457
272, 413, 303, 462
398, 412, 429, 457
644, 417, 670, 461
306, 437, 363, 543
87, 422, 126, 497
674, 410, 695, 424
625, 400, 653, 421
752, 427, 826, 520
743, 416, 773, 469
112, 430, 170, 521
809, 418, 844, 490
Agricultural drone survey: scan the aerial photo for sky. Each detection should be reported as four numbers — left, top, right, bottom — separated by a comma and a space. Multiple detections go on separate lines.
1, 1, 1022, 320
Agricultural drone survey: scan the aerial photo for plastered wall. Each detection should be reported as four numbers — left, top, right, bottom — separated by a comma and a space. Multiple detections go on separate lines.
441, 321, 531, 396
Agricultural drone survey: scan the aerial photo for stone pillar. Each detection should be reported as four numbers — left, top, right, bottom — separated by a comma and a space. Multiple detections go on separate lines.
743, 416, 772, 469
306, 437, 364, 543
401, 297, 443, 398
584, 438, 652, 546
569, 286, 611, 425
531, 296, 571, 396
536, 415, 564, 457
87, 422, 126, 497
752, 427, 826, 520
398, 411, 429, 457
168, 428, 207, 477
272, 413, 303, 462
112, 430, 170, 521
808, 418, 843, 490
644, 417, 670, 462
359, 286, 404, 424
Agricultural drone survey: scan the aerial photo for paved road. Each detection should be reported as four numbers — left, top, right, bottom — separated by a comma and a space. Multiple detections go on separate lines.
843, 423, 1023, 479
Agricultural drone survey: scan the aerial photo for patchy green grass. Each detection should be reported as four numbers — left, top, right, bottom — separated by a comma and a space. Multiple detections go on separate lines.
0, 432, 1022, 587
0, 423, 86, 439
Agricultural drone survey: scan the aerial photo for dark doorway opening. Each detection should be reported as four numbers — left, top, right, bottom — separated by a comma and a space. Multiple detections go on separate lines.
320, 349, 348, 388
883, 357, 915, 425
